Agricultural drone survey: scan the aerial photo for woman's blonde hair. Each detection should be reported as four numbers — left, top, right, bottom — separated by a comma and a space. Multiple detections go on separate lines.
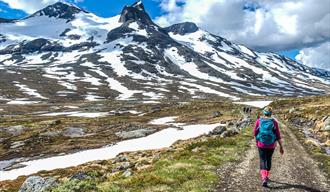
263, 106, 273, 116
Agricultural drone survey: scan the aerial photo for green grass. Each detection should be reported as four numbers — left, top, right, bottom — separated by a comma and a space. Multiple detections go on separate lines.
271, 95, 330, 178
51, 129, 252, 192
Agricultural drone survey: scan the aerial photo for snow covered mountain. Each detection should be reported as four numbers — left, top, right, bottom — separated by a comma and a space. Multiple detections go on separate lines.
0, 1, 329, 103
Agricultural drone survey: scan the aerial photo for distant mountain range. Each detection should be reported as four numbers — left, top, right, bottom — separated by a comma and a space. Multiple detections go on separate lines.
0, 1, 329, 103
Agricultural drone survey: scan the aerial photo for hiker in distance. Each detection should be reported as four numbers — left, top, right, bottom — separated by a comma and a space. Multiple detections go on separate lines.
254, 106, 284, 187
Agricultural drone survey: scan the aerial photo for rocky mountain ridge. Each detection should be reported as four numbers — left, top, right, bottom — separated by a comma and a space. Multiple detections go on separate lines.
0, 1, 329, 104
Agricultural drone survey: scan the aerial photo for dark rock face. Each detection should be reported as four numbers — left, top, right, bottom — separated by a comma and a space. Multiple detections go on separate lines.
0, 38, 98, 54
164, 22, 199, 35
0, 18, 15, 23
29, 2, 86, 21
119, 1, 154, 25
106, 26, 135, 42
0, 1, 329, 103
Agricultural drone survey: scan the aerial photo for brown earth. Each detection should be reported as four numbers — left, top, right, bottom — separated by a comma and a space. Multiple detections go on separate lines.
216, 121, 330, 192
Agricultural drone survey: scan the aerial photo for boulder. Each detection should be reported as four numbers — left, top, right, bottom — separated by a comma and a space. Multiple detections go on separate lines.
226, 121, 234, 127
19, 176, 57, 192
235, 118, 251, 129
122, 169, 132, 178
62, 127, 85, 138
115, 128, 156, 139
227, 127, 240, 136
210, 126, 227, 135
5, 125, 25, 136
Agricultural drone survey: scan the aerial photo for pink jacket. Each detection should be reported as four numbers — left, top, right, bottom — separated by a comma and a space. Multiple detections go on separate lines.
253, 118, 281, 149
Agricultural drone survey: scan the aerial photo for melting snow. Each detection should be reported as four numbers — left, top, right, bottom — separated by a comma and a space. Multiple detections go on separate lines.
14, 82, 48, 99
149, 116, 178, 125
0, 118, 221, 181
234, 101, 273, 108
40, 111, 109, 118
7, 99, 40, 105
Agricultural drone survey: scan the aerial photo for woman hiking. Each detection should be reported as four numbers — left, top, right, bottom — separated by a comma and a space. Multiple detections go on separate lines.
254, 106, 284, 187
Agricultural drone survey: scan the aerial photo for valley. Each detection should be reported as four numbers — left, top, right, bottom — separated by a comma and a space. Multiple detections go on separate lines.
0, 1, 329, 191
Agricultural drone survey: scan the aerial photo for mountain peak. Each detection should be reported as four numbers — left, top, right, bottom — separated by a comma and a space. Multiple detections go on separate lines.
119, 1, 154, 25
29, 2, 87, 20
132, 1, 145, 11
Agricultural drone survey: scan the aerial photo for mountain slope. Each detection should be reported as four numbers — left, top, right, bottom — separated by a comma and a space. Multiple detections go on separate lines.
0, 1, 329, 103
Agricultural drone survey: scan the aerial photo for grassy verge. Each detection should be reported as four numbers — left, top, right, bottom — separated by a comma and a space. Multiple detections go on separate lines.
271, 95, 330, 178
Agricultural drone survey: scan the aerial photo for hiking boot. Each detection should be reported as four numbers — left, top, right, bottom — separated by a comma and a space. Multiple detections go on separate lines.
262, 178, 268, 187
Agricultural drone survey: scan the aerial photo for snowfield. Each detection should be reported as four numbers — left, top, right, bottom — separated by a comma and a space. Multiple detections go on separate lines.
0, 117, 222, 181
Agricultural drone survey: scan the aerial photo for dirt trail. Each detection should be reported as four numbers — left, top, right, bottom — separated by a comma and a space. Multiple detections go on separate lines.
216, 122, 330, 192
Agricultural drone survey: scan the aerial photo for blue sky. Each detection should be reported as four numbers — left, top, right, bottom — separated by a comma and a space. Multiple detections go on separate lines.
0, 0, 329, 70
0, 0, 164, 19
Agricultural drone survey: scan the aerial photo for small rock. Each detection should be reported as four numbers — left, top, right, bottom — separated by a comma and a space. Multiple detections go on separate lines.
19, 176, 57, 192
322, 116, 329, 122
117, 162, 131, 170
153, 153, 161, 160
212, 111, 222, 118
226, 121, 234, 127
324, 140, 330, 147
122, 169, 132, 178
323, 125, 330, 131
220, 131, 229, 138
305, 139, 320, 147
10, 141, 25, 149
289, 108, 296, 114
117, 156, 129, 162
70, 172, 91, 181
191, 147, 200, 153
324, 117, 330, 128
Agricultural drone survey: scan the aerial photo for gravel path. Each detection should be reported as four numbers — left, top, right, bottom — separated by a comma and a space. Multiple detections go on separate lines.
216, 122, 330, 192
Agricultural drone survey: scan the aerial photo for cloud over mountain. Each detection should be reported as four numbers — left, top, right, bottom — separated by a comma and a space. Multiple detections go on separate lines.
156, 0, 330, 52
296, 42, 330, 71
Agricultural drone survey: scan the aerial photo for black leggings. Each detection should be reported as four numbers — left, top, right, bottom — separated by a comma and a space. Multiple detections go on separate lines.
258, 148, 274, 171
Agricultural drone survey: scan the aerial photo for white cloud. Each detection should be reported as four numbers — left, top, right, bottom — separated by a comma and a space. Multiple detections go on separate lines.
0, 0, 58, 14
156, 0, 330, 52
0, 0, 83, 14
296, 42, 330, 71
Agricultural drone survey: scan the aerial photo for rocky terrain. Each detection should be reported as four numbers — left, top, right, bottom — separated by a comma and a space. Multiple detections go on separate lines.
0, 1, 329, 104
0, 96, 329, 191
